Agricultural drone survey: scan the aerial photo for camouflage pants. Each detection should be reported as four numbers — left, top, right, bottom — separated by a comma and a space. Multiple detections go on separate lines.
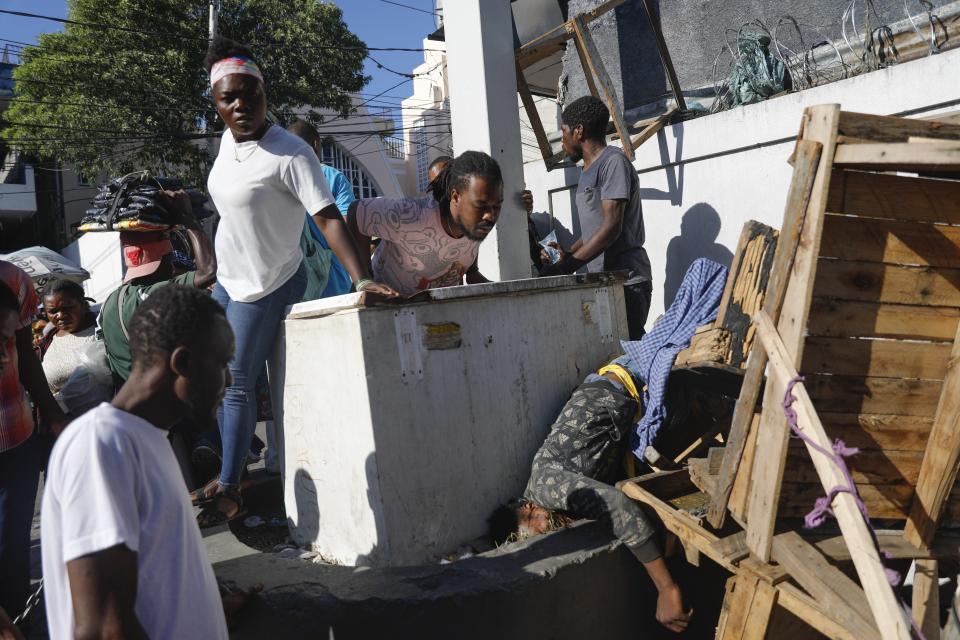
523, 380, 658, 561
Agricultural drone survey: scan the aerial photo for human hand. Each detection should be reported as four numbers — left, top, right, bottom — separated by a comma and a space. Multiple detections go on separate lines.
159, 189, 196, 227
655, 583, 691, 633
520, 189, 534, 214
360, 281, 400, 298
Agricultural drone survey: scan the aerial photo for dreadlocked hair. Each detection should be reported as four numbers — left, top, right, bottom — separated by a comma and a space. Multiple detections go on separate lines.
128, 285, 226, 370
561, 95, 610, 141
204, 35, 258, 73
428, 151, 503, 208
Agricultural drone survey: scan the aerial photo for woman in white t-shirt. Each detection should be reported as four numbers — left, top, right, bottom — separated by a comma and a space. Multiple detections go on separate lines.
39, 280, 97, 397
199, 37, 398, 527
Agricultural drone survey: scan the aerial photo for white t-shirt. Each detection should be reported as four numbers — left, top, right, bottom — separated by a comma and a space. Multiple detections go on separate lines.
41, 403, 228, 640
42, 325, 97, 394
208, 125, 335, 302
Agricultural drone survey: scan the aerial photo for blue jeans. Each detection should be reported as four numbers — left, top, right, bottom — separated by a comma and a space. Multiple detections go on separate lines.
0, 434, 41, 618
212, 263, 307, 488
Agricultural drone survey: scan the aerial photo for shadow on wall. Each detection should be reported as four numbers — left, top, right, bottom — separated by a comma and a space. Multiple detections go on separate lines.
291, 468, 320, 548
354, 452, 385, 567
664, 203, 734, 307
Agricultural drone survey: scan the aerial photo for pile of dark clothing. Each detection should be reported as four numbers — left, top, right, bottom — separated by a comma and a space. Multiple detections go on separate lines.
79, 173, 211, 233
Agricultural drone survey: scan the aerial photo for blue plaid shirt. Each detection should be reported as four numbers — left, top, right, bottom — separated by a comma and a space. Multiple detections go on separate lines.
621, 258, 728, 457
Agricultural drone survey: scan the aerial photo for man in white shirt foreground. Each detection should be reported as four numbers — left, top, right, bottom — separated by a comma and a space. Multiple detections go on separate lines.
41, 285, 255, 639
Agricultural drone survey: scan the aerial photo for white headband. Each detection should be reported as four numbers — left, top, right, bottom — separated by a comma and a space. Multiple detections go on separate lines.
210, 56, 264, 88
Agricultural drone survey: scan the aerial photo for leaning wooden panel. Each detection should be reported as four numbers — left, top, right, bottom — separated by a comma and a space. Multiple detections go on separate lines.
754, 311, 911, 639
905, 319, 960, 548
826, 170, 960, 225
706, 136, 825, 529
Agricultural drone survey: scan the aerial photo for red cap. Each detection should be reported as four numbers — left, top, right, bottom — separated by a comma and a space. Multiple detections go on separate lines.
120, 232, 174, 283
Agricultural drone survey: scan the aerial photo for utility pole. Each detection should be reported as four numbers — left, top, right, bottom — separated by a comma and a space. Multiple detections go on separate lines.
208, 0, 219, 41
444, 0, 528, 281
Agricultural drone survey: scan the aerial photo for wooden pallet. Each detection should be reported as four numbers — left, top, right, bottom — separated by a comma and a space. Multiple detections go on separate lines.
623, 105, 960, 639
515, 0, 685, 169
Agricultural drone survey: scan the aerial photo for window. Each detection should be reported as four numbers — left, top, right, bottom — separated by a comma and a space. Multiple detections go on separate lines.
413, 119, 430, 193
319, 142, 380, 199
76, 170, 93, 186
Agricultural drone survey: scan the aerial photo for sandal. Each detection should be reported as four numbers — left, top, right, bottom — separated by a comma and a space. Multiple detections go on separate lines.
190, 477, 221, 507
197, 486, 247, 529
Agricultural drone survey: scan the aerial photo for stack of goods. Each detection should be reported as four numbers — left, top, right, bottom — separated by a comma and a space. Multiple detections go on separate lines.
78, 173, 211, 233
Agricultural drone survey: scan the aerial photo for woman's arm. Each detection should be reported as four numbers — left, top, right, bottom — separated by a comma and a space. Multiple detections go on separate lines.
313, 204, 396, 297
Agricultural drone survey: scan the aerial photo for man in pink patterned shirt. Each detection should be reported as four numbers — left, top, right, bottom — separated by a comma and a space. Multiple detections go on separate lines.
0, 261, 66, 621
347, 151, 502, 296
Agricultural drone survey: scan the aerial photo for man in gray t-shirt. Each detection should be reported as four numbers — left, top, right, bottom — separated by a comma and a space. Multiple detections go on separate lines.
539, 96, 653, 338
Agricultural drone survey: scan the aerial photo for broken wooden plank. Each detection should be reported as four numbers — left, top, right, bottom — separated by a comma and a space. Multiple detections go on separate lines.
776, 583, 859, 640
514, 0, 628, 69
673, 327, 731, 366
912, 558, 941, 640
571, 15, 634, 162
619, 479, 734, 571
771, 532, 879, 639
716, 573, 778, 640
754, 310, 911, 639
516, 61, 555, 165
628, 109, 672, 151
833, 142, 960, 172
905, 318, 960, 549
707, 137, 824, 528
638, 0, 687, 110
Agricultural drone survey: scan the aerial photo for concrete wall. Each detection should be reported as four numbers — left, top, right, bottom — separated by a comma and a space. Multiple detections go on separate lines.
523, 48, 960, 328
276, 277, 629, 567
62, 232, 124, 303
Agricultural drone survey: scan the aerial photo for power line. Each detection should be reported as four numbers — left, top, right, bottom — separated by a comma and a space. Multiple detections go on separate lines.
0, 9, 427, 52
377, 0, 440, 18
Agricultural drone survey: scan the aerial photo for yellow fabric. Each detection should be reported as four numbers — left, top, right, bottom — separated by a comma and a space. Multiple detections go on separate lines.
597, 363, 643, 421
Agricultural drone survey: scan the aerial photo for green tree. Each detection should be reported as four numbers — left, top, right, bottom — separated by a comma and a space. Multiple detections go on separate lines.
1, 0, 368, 185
